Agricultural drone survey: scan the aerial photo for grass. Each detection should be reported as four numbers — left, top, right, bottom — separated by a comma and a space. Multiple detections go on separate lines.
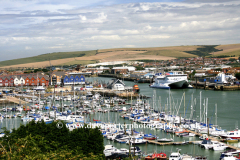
211, 49, 240, 57
61, 60, 97, 66
140, 50, 196, 57
1, 44, 240, 68
0, 50, 97, 67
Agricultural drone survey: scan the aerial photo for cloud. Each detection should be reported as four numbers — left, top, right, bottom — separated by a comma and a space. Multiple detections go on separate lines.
0, 0, 240, 61
25, 46, 32, 50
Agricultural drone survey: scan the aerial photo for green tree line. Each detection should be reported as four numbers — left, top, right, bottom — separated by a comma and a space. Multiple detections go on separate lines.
0, 120, 104, 159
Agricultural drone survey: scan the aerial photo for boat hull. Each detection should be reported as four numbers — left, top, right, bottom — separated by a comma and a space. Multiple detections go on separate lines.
150, 80, 192, 89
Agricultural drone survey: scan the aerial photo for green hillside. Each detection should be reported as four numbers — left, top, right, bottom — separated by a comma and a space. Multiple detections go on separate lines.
0, 44, 239, 68
0, 50, 97, 67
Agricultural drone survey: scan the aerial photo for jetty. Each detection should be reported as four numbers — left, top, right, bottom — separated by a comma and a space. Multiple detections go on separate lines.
2, 96, 27, 104
143, 129, 240, 151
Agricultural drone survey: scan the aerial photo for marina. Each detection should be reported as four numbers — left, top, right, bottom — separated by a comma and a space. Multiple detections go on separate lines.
0, 76, 240, 159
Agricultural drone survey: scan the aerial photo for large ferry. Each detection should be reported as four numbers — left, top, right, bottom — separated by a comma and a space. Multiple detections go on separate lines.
149, 71, 193, 89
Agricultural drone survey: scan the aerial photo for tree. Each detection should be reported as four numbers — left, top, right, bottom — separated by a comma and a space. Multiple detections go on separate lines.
229, 58, 236, 62
135, 66, 144, 70
1, 121, 104, 159
235, 73, 240, 80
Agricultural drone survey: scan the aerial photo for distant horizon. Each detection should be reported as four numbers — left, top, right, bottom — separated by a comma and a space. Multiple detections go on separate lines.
1, 0, 240, 61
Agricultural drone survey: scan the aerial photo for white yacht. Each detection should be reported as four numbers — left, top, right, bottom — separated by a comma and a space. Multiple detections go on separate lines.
169, 151, 182, 160
33, 86, 45, 91
150, 71, 192, 89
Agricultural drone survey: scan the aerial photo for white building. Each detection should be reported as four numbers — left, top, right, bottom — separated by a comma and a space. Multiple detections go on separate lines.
107, 79, 125, 91
14, 76, 25, 86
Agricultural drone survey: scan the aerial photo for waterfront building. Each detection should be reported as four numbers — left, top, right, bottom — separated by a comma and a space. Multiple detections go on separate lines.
13, 76, 25, 86
63, 75, 85, 85
106, 79, 125, 90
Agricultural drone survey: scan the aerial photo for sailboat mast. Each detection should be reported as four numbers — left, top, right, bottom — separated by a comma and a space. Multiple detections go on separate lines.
200, 91, 202, 123
215, 103, 217, 127
206, 98, 208, 126
184, 92, 185, 119
169, 88, 171, 115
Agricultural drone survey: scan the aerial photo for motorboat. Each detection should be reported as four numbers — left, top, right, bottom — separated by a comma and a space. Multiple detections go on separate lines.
169, 151, 182, 160
35, 116, 53, 124
127, 146, 142, 155
181, 154, 194, 160
212, 143, 228, 151
157, 138, 173, 142
104, 145, 128, 159
150, 71, 193, 89
21, 116, 34, 121
179, 132, 195, 137
220, 152, 238, 160
126, 138, 147, 145
143, 133, 157, 140
221, 129, 240, 139
200, 138, 219, 150
220, 138, 239, 143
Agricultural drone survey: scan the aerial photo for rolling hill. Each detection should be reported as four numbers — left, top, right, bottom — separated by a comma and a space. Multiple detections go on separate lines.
0, 44, 240, 68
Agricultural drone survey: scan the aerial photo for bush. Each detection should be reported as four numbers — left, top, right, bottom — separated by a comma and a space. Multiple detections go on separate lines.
1, 121, 104, 159
235, 73, 240, 80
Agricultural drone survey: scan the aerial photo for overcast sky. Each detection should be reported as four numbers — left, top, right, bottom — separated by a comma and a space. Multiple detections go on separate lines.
1, 0, 240, 61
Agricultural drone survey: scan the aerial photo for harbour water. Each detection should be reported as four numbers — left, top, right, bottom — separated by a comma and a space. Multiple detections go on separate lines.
1, 76, 240, 159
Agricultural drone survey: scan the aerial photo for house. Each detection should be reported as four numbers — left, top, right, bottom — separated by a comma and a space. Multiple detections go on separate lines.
50, 71, 66, 85
0, 77, 3, 87
2, 77, 9, 87
14, 76, 25, 86
39, 75, 49, 86
30, 76, 36, 86
8, 77, 14, 86
25, 77, 31, 86
106, 79, 125, 90
63, 75, 85, 85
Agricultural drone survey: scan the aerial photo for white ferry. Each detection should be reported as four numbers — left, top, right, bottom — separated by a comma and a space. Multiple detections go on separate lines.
150, 71, 193, 89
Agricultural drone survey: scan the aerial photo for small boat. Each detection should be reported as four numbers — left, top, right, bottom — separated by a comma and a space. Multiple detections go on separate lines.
173, 140, 189, 145
194, 155, 207, 159
127, 146, 142, 155
143, 134, 157, 140
127, 138, 147, 145
212, 143, 228, 151
93, 118, 101, 122
181, 154, 194, 160
220, 138, 239, 143
145, 153, 167, 160
221, 129, 240, 139
157, 138, 173, 142
220, 152, 238, 160
180, 132, 195, 137
169, 151, 182, 160
133, 84, 140, 92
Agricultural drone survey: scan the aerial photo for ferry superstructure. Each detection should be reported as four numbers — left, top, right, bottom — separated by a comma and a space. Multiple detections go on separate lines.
150, 71, 193, 89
